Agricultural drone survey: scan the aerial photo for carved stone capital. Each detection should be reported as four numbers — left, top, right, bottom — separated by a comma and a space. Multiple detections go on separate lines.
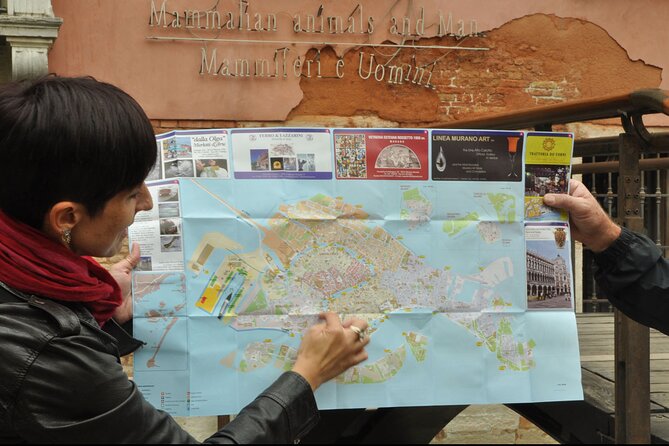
0, 1, 62, 80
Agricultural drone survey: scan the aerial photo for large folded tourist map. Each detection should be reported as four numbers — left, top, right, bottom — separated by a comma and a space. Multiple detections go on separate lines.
129, 128, 582, 416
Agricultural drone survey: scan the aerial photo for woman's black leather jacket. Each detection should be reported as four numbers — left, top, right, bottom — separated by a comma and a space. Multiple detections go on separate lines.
0, 284, 319, 443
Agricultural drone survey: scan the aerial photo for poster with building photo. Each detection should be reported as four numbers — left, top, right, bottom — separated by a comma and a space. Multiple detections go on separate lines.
128, 179, 185, 272
525, 223, 573, 310
231, 128, 332, 179
334, 129, 429, 180
154, 129, 230, 180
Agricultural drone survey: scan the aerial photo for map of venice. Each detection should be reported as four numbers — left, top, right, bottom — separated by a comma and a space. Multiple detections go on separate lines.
133, 178, 583, 416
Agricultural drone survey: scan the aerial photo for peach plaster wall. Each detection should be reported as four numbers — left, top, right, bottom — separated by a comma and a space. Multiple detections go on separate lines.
48, 0, 669, 126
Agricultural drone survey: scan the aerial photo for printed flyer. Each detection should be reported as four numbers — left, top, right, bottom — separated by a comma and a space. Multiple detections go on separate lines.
523, 131, 574, 311
151, 129, 229, 181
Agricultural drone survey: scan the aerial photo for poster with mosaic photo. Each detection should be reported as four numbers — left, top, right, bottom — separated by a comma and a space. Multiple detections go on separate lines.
334, 129, 428, 180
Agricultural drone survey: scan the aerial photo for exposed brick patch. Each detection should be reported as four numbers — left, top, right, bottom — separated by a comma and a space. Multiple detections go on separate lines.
525, 80, 580, 104
160, 120, 178, 128
285, 13, 659, 126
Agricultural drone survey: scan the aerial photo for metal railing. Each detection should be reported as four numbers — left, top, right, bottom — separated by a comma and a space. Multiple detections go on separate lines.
575, 158, 669, 313
441, 89, 669, 443
574, 149, 669, 313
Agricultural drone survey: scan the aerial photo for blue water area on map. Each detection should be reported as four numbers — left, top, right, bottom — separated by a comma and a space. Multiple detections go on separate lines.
182, 310, 582, 414
133, 271, 187, 315
134, 316, 189, 372
136, 311, 582, 415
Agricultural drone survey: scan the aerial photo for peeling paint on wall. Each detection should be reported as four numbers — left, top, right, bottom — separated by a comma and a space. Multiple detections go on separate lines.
49, 1, 668, 123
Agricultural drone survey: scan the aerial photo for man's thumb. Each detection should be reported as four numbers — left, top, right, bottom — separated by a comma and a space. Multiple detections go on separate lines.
543, 193, 567, 209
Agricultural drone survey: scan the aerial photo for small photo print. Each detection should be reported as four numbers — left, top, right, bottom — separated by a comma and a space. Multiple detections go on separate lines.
375, 144, 421, 169
297, 154, 316, 172
251, 149, 269, 171
162, 136, 193, 160
335, 147, 367, 178
553, 226, 567, 248
160, 218, 181, 235
335, 133, 368, 178
162, 138, 178, 160
283, 157, 297, 171
157, 185, 179, 202
161, 236, 182, 253
525, 165, 569, 197
165, 159, 195, 178
270, 157, 284, 171
335, 134, 365, 150
136, 256, 153, 272
174, 136, 193, 159
270, 143, 295, 157
158, 202, 180, 218
526, 224, 573, 310
196, 159, 229, 178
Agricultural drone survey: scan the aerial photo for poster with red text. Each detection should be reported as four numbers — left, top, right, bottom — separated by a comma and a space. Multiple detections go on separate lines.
333, 129, 429, 180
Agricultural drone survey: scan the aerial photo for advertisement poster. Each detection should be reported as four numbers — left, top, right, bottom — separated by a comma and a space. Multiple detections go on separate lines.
231, 128, 332, 179
524, 132, 573, 221
153, 129, 229, 181
525, 223, 573, 310
333, 129, 429, 180
431, 130, 524, 181
128, 179, 184, 272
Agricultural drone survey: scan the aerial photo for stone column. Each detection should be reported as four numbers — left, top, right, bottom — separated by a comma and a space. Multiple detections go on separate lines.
0, 0, 62, 81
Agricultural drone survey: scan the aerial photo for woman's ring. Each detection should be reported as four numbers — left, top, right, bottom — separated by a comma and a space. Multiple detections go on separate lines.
350, 325, 366, 342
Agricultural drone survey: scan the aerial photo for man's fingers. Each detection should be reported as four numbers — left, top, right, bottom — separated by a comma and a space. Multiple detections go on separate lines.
319, 311, 342, 328
568, 179, 593, 199
543, 193, 574, 210
545, 179, 597, 213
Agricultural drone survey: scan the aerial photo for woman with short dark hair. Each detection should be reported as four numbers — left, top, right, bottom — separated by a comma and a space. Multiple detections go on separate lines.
0, 75, 370, 443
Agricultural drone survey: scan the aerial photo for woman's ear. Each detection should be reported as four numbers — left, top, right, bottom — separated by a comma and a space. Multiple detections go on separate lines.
42, 201, 85, 247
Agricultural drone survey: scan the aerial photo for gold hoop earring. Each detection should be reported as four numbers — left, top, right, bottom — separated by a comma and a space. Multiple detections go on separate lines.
62, 229, 72, 247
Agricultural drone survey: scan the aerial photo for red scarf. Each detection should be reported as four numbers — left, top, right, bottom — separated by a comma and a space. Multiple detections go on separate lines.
0, 210, 121, 326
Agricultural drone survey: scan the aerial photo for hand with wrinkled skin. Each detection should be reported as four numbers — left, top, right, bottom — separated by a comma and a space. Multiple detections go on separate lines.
543, 179, 621, 253
292, 312, 370, 391
109, 242, 140, 324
